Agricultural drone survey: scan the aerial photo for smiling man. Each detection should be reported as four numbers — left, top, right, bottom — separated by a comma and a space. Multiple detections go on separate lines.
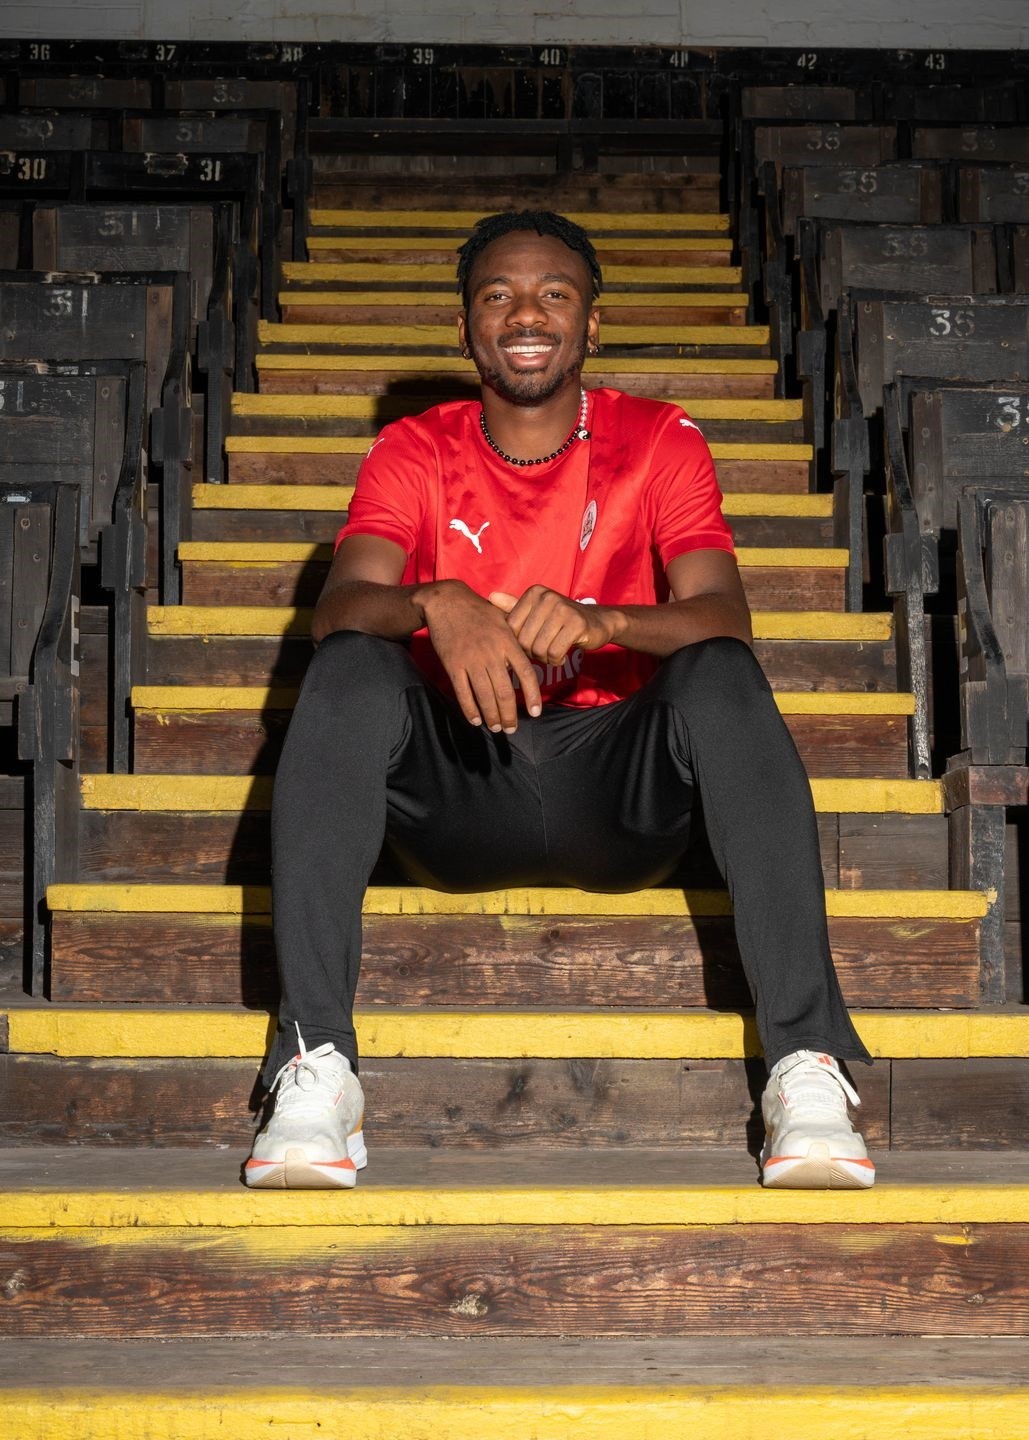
246, 210, 875, 1192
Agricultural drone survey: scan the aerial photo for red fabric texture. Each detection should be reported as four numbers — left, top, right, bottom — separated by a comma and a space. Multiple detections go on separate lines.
335, 387, 735, 708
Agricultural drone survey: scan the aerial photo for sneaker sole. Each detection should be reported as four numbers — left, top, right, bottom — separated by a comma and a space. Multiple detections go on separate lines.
244, 1130, 367, 1190
761, 1145, 876, 1190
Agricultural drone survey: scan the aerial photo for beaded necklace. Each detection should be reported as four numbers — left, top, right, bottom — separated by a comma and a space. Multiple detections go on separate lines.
479, 389, 590, 467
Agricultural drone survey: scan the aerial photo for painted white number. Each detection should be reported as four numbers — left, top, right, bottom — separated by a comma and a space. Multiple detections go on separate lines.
928, 307, 975, 338
996, 396, 1022, 430
960, 129, 996, 153
281, 45, 304, 61
28, 43, 51, 60
46, 289, 74, 318
806, 129, 841, 152
17, 117, 53, 139
884, 231, 928, 256
199, 158, 223, 182
212, 83, 245, 105
539, 48, 564, 65
176, 123, 201, 143
924, 52, 946, 69
69, 78, 99, 101
0, 382, 5, 411
796, 52, 818, 68
1013, 172, 1029, 195
16, 157, 47, 180
668, 51, 689, 68
97, 211, 124, 236
155, 43, 176, 61
839, 170, 878, 194
412, 48, 434, 65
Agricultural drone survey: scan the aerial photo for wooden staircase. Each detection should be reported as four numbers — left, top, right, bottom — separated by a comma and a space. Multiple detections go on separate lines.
1, 179, 1027, 1436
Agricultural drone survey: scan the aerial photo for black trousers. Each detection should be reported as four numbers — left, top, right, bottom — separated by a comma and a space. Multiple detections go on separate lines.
265, 630, 871, 1085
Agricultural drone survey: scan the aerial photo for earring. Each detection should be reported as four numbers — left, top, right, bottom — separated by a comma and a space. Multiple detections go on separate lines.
461, 347, 471, 359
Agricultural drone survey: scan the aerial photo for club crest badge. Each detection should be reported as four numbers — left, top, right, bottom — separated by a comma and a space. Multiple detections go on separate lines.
579, 499, 598, 552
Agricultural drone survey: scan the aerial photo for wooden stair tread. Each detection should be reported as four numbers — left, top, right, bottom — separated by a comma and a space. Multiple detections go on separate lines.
178, 541, 848, 568
223, 437, 813, 461
1, 1148, 1026, 1227
278, 289, 747, 305
259, 320, 768, 346
6, 1005, 1022, 1059
1, 1333, 1026, 1388
233, 394, 795, 420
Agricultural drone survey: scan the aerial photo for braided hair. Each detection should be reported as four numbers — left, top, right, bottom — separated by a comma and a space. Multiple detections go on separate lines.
456, 210, 603, 306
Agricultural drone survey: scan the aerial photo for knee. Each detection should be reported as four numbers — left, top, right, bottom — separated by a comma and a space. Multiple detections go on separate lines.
299, 631, 418, 709
653, 636, 770, 714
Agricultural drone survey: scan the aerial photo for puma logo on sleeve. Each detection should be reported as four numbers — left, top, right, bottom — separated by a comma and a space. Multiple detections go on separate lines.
449, 518, 490, 554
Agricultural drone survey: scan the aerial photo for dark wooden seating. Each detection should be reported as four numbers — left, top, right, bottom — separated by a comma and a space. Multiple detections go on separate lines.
0, 477, 80, 989
781, 162, 945, 236
958, 164, 1029, 223
912, 125, 1029, 164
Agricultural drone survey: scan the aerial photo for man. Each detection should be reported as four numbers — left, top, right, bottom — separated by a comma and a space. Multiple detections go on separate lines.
245, 210, 875, 1192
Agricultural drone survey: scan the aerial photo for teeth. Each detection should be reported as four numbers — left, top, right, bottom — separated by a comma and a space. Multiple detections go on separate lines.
507, 345, 551, 354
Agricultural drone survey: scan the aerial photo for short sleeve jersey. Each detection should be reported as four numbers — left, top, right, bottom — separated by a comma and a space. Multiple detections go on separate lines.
336, 386, 736, 708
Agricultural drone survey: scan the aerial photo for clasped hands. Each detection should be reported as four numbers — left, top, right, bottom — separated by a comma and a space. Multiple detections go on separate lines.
420, 580, 616, 734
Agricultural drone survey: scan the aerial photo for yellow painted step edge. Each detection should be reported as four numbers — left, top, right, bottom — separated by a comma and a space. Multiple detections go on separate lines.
147, 605, 892, 642
259, 321, 769, 346
309, 208, 733, 230
13, 1388, 1027, 1440
194, 484, 828, 514
3, 1185, 1026, 1230
279, 290, 749, 307
223, 436, 812, 461
255, 354, 780, 374
234, 394, 800, 421
44, 884, 987, 920
4, 1008, 1021, 1060
131, 686, 916, 716
279, 264, 744, 285
296, 232, 737, 253
78, 774, 941, 814
178, 542, 848, 569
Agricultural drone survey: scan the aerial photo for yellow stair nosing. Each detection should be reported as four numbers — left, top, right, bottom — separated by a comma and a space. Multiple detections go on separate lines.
178, 541, 847, 569
258, 321, 769, 346
147, 605, 893, 643
278, 289, 749, 307
253, 354, 779, 374
295, 231, 737, 253
3, 1183, 1025, 1231
44, 882, 987, 919
5, 1390, 1029, 1440
308, 208, 733, 231
195, 487, 830, 516
131, 686, 916, 717
77, 774, 944, 814
224, 436, 810, 460
232, 394, 800, 421
266, 263, 744, 285
4, 1006, 1018, 1060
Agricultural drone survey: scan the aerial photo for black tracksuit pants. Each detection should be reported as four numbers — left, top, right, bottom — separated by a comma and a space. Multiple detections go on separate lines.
264, 630, 871, 1085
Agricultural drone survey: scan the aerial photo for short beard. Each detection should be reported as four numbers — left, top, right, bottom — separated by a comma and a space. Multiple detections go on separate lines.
466, 326, 589, 407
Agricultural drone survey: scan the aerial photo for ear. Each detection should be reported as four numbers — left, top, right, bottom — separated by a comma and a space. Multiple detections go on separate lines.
587, 307, 600, 353
457, 311, 468, 354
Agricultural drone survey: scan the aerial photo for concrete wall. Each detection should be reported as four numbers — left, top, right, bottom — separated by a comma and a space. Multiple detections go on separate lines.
1, 0, 1027, 49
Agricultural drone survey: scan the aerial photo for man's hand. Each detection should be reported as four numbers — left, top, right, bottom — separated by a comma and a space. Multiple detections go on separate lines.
418, 581, 543, 733
489, 587, 618, 667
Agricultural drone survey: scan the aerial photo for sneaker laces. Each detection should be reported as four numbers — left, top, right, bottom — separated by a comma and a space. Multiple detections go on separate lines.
773, 1051, 860, 1116
268, 1023, 349, 1120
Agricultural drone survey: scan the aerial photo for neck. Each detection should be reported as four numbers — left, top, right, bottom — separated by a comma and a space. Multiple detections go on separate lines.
479, 379, 585, 464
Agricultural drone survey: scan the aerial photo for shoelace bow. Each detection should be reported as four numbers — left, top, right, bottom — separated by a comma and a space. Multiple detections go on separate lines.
777, 1058, 861, 1112
269, 1025, 345, 1111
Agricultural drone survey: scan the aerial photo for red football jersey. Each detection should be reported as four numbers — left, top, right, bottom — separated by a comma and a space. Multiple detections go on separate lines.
336, 387, 736, 707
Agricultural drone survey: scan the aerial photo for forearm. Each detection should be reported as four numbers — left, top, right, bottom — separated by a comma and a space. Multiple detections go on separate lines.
603, 592, 753, 657
311, 577, 450, 644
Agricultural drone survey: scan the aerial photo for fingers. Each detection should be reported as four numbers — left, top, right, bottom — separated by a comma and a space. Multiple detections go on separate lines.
505, 587, 587, 666
488, 591, 518, 613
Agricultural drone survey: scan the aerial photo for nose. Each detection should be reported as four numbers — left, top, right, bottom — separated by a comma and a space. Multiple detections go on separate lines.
504, 287, 548, 329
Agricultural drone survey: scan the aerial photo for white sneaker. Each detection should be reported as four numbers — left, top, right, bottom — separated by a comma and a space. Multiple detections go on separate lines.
761, 1050, 875, 1189
245, 1026, 367, 1189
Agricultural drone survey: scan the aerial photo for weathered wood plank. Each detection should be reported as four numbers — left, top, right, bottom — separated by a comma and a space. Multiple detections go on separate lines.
131, 708, 907, 779
1, 1222, 1023, 1336
48, 912, 980, 1008
838, 814, 949, 891
144, 635, 898, 691
890, 1059, 1029, 1149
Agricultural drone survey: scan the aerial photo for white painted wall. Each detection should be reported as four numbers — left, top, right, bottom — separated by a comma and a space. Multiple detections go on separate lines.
0, 0, 1027, 48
